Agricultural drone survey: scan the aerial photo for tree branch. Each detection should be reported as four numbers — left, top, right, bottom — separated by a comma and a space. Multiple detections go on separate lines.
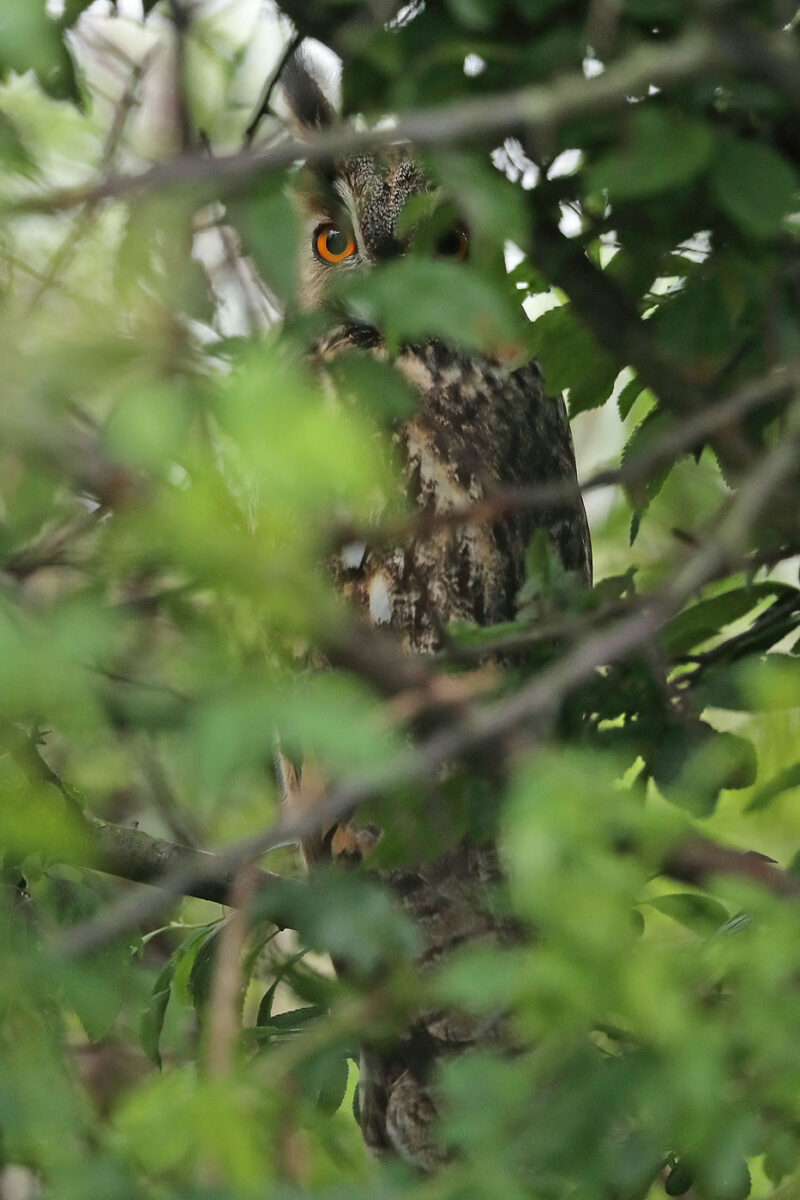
57, 420, 800, 959
86, 818, 283, 908
6, 25, 732, 217
664, 835, 800, 899
244, 31, 303, 145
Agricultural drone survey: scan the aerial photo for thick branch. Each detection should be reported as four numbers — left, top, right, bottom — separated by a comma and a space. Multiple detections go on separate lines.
86, 818, 283, 908
665, 835, 800, 899
59, 423, 800, 958
7, 26, 731, 217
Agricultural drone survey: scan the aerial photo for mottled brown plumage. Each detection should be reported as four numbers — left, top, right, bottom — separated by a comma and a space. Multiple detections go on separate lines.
279, 51, 591, 1171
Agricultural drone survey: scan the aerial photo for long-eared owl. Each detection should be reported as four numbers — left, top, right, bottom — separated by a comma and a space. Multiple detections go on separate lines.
277, 50, 592, 1172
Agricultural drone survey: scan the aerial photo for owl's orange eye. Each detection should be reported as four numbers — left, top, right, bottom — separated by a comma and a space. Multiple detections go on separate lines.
314, 223, 357, 264
436, 227, 469, 261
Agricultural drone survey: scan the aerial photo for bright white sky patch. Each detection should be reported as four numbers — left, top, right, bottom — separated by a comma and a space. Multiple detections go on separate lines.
548, 148, 582, 179
464, 53, 486, 77
558, 203, 582, 238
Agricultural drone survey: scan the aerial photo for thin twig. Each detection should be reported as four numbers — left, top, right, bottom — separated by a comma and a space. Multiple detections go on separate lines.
168, 0, 194, 153
24, 50, 153, 312
244, 31, 303, 145
204, 867, 259, 1076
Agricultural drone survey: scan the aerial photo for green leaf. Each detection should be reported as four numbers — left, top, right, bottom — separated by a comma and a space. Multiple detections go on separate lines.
0, 111, 35, 176
309, 1052, 350, 1115
711, 137, 798, 238
0, 0, 81, 103
518, 528, 571, 607
620, 406, 675, 515
746, 762, 800, 813
666, 1160, 695, 1196
187, 923, 227, 1017
527, 303, 619, 413
664, 584, 789, 656
695, 1156, 751, 1200
256, 950, 307, 1028
587, 107, 713, 200
660, 728, 758, 816
431, 150, 528, 251
254, 871, 418, 979
646, 893, 729, 934
617, 376, 645, 421
140, 926, 213, 1066
253, 1005, 326, 1042
650, 275, 732, 376
764, 1131, 800, 1185
227, 182, 299, 306
340, 258, 521, 354
140, 960, 176, 1070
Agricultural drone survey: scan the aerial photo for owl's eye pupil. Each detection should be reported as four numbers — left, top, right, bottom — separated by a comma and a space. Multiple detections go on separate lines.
436, 227, 469, 261
325, 228, 349, 255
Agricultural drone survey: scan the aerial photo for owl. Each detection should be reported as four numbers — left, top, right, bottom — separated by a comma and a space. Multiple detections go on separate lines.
277, 50, 592, 1171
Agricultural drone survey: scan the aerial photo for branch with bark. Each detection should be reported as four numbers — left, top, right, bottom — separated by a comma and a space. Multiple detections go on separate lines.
52, 418, 800, 959
4, 25, 741, 218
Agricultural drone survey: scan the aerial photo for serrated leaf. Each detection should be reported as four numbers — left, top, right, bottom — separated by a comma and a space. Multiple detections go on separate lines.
620, 406, 675, 516
526, 303, 619, 413
617, 376, 645, 421
0, 1, 81, 103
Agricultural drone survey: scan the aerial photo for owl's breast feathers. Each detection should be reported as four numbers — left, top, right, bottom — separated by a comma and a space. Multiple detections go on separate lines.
289, 340, 591, 1168
331, 340, 591, 654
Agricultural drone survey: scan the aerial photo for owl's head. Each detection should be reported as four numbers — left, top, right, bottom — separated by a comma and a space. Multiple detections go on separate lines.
281, 50, 469, 314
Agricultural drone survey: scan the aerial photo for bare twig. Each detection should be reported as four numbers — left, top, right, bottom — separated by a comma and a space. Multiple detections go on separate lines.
168, 0, 194, 153
244, 32, 303, 145
204, 867, 259, 1076
24, 49, 153, 312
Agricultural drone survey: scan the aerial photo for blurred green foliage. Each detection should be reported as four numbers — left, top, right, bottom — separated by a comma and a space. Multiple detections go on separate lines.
0, 1, 798, 1199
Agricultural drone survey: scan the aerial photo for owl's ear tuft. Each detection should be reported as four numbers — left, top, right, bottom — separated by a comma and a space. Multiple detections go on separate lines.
281, 48, 338, 133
